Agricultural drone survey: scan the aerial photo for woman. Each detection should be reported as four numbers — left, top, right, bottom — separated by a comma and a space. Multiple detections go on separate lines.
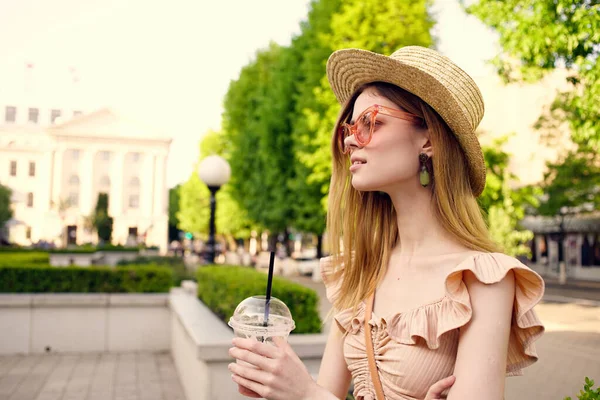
228, 46, 545, 400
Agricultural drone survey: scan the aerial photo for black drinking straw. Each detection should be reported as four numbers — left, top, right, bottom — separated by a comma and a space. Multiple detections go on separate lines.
263, 251, 275, 327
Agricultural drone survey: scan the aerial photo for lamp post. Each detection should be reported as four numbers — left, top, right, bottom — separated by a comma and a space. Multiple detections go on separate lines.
198, 155, 231, 264
557, 206, 573, 285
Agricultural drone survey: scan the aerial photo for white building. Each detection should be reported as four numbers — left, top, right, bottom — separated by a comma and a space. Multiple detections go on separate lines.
0, 104, 171, 252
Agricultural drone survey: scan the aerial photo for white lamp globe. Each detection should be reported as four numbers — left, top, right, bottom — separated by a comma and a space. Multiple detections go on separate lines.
198, 155, 231, 187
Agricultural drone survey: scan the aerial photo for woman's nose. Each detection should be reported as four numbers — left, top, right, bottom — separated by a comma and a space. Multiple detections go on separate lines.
343, 133, 361, 152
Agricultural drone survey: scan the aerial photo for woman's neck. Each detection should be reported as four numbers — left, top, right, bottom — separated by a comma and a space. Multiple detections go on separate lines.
388, 188, 466, 257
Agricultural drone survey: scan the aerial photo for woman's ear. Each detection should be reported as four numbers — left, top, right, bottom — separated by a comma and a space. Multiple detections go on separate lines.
421, 137, 433, 159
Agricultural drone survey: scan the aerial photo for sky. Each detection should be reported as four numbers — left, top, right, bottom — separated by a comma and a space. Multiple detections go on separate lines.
0, 0, 500, 188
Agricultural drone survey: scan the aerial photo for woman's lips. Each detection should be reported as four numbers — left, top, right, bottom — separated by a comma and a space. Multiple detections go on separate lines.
350, 160, 366, 172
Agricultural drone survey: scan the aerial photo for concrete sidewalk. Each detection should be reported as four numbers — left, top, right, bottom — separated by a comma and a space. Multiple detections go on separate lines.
0, 352, 186, 400
542, 276, 600, 303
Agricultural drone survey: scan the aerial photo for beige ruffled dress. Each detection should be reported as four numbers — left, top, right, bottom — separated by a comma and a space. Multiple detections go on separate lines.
320, 252, 545, 400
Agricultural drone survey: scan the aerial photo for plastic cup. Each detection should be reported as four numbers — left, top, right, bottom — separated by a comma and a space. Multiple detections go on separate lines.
228, 295, 295, 344
228, 294, 295, 391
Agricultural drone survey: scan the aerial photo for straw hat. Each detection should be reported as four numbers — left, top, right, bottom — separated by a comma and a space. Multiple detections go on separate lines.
326, 46, 486, 197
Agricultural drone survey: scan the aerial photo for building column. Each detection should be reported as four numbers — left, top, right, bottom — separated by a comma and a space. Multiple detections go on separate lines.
79, 150, 95, 215
142, 153, 155, 216
38, 151, 53, 213
110, 151, 125, 217
153, 154, 167, 216
51, 148, 65, 208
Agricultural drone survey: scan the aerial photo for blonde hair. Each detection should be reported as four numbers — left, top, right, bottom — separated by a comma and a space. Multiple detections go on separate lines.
326, 82, 500, 312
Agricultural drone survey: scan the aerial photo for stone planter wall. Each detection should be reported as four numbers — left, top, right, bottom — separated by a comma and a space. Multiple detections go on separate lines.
0, 293, 170, 355
0, 287, 328, 400
169, 284, 327, 400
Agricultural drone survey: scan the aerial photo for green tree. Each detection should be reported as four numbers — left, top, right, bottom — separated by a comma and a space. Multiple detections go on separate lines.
466, 0, 600, 215
288, 0, 434, 256
286, 0, 342, 257
223, 43, 297, 247
177, 130, 255, 242
177, 173, 209, 236
294, 0, 435, 206
168, 184, 181, 241
479, 136, 540, 256
91, 193, 113, 243
0, 183, 13, 231
466, 0, 599, 144
537, 146, 600, 216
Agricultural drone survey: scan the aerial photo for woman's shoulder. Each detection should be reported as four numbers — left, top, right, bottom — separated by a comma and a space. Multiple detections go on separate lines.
447, 251, 543, 286
442, 251, 545, 376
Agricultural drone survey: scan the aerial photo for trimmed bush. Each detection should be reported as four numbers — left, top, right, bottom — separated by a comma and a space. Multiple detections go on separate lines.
48, 248, 96, 254
0, 247, 44, 252
98, 244, 139, 252
0, 252, 49, 267
197, 265, 322, 334
0, 265, 172, 293
117, 256, 194, 286
49, 244, 139, 254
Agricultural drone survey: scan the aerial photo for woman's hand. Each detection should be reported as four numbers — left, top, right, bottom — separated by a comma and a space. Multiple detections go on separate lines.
229, 336, 325, 400
424, 375, 456, 400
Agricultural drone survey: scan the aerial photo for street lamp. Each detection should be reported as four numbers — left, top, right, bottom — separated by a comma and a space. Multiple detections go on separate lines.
198, 155, 231, 264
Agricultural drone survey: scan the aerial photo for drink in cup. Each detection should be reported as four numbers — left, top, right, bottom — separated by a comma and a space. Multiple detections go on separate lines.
229, 295, 295, 396
228, 295, 295, 344
228, 253, 294, 396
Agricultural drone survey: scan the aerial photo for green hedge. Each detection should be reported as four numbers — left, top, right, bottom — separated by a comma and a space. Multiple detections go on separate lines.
0, 252, 50, 267
0, 265, 172, 293
197, 266, 322, 334
117, 256, 194, 286
49, 244, 140, 254
0, 247, 44, 252
48, 248, 97, 254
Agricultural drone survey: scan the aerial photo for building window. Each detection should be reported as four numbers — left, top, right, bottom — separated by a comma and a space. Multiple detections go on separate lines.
73, 110, 83, 117
100, 151, 111, 161
28, 108, 39, 123
9, 161, 17, 176
26, 226, 32, 240
50, 109, 61, 124
29, 161, 35, 177
68, 175, 80, 208
129, 177, 140, 188
69, 149, 80, 160
128, 194, 139, 209
131, 152, 140, 162
68, 192, 79, 208
27, 192, 34, 207
5, 106, 16, 123
99, 175, 111, 192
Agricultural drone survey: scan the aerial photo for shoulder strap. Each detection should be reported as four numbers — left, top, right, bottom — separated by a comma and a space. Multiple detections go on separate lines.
364, 293, 385, 400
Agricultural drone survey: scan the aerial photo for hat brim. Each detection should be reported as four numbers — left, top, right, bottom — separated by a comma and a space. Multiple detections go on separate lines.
327, 48, 486, 197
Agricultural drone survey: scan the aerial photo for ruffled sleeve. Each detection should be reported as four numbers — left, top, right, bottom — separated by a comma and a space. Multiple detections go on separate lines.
320, 256, 342, 304
319, 256, 358, 334
442, 252, 545, 376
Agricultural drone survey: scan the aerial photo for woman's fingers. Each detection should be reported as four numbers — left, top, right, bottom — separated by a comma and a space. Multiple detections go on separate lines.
229, 346, 270, 370
424, 375, 455, 400
237, 383, 263, 398
231, 373, 270, 399
232, 337, 280, 359
272, 336, 292, 353
229, 361, 271, 385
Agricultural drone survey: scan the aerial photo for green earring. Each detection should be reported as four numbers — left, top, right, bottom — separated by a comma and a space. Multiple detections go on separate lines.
419, 153, 430, 187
